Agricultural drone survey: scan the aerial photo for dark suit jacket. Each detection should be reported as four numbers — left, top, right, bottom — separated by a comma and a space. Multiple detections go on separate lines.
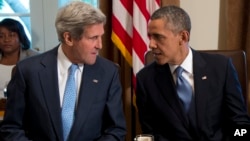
0, 47, 126, 141
136, 49, 250, 141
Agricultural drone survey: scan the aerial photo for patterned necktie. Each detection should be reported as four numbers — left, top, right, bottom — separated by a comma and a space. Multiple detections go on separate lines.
175, 66, 193, 113
61, 64, 78, 141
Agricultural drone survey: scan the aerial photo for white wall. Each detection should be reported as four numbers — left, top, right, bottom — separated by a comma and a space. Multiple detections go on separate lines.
180, 0, 220, 50
30, 1, 220, 52
30, 0, 59, 52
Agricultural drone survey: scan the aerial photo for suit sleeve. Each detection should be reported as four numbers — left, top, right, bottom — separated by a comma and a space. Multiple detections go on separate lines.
224, 59, 250, 139
0, 64, 31, 141
97, 66, 127, 141
136, 72, 169, 141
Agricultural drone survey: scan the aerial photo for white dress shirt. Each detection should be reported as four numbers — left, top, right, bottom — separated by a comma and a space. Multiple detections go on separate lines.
57, 45, 83, 107
169, 47, 194, 93
0, 64, 15, 98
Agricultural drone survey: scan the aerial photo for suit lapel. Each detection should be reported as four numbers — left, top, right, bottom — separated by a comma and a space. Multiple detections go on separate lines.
192, 51, 210, 130
39, 47, 63, 140
154, 64, 189, 127
70, 59, 103, 140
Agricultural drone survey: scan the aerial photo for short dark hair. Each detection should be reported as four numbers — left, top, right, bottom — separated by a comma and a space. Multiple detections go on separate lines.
0, 18, 30, 49
151, 5, 191, 34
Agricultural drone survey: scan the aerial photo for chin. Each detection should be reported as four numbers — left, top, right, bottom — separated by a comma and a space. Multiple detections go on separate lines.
85, 59, 96, 65
156, 60, 167, 65
156, 62, 164, 65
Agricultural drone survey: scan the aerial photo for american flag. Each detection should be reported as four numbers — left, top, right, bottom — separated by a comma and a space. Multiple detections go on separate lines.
112, 0, 160, 87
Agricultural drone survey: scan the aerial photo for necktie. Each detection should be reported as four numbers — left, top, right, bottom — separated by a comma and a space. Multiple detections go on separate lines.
175, 66, 192, 113
61, 64, 78, 141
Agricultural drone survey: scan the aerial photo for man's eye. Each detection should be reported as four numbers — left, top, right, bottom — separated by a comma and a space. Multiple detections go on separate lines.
90, 36, 98, 40
156, 34, 164, 39
149, 33, 164, 40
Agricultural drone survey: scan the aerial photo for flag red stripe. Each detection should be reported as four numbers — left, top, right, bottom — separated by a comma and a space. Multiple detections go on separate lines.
133, 28, 147, 63
120, 0, 133, 16
134, 0, 150, 20
112, 15, 132, 56
155, 0, 160, 6
112, 0, 160, 77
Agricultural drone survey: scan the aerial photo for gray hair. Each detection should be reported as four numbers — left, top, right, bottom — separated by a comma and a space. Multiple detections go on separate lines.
151, 5, 191, 34
55, 1, 106, 42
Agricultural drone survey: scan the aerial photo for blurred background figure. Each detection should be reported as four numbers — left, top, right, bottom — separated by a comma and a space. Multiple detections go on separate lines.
0, 18, 38, 100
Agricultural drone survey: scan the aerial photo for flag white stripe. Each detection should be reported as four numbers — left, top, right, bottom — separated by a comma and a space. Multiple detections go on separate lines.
132, 49, 144, 75
146, 1, 160, 15
113, 0, 133, 37
133, 2, 149, 49
133, 1, 160, 75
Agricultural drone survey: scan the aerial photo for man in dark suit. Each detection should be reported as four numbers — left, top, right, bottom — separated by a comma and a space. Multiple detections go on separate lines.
136, 5, 250, 141
0, 1, 126, 141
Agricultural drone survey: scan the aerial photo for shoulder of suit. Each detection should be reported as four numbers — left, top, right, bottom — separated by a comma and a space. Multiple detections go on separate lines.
95, 56, 119, 69
194, 50, 229, 61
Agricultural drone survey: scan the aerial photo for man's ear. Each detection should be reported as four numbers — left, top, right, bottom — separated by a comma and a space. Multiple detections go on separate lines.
63, 32, 73, 46
179, 30, 190, 45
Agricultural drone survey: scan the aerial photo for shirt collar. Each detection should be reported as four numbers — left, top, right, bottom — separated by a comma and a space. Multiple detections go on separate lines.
58, 45, 72, 74
169, 47, 193, 74
58, 45, 84, 73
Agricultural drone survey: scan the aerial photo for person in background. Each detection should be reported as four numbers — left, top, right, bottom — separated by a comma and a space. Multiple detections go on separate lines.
136, 5, 250, 141
0, 1, 126, 141
0, 18, 38, 99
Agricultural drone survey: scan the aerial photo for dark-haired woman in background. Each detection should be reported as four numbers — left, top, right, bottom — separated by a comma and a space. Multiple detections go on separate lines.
0, 18, 38, 100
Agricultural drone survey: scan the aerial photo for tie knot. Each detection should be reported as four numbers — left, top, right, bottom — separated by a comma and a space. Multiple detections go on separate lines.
69, 64, 78, 74
175, 66, 184, 77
